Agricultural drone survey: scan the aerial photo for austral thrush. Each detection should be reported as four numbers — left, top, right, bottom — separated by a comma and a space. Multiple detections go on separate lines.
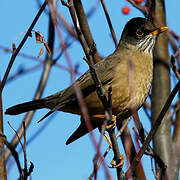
6, 17, 168, 145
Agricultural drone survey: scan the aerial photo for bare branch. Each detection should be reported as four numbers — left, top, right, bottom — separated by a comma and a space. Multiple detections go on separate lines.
100, 0, 118, 47
0, 0, 48, 93
0, 134, 23, 179
5, 8, 55, 162
126, 79, 180, 176
0, 80, 7, 179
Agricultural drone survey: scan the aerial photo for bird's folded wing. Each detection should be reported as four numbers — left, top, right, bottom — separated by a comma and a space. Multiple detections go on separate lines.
52, 55, 120, 109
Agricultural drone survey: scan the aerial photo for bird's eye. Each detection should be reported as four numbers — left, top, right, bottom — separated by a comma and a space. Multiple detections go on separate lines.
136, 29, 144, 37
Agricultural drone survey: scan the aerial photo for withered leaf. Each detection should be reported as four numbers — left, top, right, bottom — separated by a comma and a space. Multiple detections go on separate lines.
35, 31, 43, 43
44, 42, 51, 55
37, 46, 44, 58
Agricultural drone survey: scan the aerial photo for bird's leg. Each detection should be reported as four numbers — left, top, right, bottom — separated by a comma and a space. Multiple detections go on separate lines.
93, 114, 124, 168
92, 114, 114, 147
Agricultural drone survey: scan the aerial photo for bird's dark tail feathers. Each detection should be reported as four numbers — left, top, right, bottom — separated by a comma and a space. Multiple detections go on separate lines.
5, 99, 46, 115
66, 117, 99, 145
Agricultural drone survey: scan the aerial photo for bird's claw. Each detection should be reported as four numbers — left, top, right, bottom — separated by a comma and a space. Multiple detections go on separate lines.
106, 115, 117, 131
109, 154, 124, 168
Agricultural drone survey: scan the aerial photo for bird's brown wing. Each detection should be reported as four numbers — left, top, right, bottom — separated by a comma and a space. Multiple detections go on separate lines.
5, 52, 120, 116
48, 53, 120, 113
5, 52, 122, 144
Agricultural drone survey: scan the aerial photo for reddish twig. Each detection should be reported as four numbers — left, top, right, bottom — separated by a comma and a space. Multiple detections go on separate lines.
127, 0, 147, 15
126, 79, 180, 176
5, 8, 55, 162
51, 2, 113, 179
0, 80, 7, 179
89, 118, 130, 180
171, 55, 180, 80
0, 45, 72, 72
0, 133, 23, 179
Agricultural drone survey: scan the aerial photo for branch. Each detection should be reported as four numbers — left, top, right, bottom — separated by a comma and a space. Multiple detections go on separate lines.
126, 79, 180, 176
5, 9, 55, 162
61, 1, 124, 179
117, 120, 146, 180
72, 0, 101, 63
127, 0, 148, 16
0, 79, 7, 179
0, 0, 48, 93
89, 118, 130, 180
100, 0, 118, 47
0, 134, 23, 179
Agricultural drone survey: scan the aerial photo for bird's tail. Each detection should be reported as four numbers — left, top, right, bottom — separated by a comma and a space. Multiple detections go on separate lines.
5, 99, 46, 115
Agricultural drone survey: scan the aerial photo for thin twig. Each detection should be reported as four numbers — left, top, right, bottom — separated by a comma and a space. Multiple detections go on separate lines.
0, 134, 23, 179
127, 0, 147, 16
7, 64, 41, 83
8, 122, 24, 150
0, 45, 72, 72
5, 8, 55, 162
126, 79, 180, 176
72, 0, 101, 63
71, 1, 124, 178
89, 118, 130, 180
100, 0, 118, 47
0, 79, 7, 179
171, 55, 180, 80
0, 0, 48, 93
23, 122, 27, 179
53, 2, 113, 179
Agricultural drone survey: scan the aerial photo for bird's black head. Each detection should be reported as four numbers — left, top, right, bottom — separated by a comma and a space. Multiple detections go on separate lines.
121, 17, 157, 43
120, 17, 168, 53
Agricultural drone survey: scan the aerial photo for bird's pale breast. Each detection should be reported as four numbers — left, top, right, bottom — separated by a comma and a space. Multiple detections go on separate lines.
80, 49, 153, 120
112, 50, 153, 119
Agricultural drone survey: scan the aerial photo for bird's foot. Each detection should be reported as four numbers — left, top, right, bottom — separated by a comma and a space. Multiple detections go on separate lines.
92, 114, 117, 131
109, 154, 124, 168
92, 114, 117, 148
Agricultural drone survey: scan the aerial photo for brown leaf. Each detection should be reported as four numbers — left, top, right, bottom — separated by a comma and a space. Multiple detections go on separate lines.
44, 42, 51, 55
35, 31, 43, 43
37, 46, 44, 58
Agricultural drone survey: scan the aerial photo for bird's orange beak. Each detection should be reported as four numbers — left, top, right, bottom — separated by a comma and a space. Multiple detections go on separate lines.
151, 26, 168, 35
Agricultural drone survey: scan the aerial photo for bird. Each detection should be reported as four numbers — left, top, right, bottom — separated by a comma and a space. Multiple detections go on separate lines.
5, 17, 168, 145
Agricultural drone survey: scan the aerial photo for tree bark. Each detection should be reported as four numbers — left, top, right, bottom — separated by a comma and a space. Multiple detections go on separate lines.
151, 0, 172, 177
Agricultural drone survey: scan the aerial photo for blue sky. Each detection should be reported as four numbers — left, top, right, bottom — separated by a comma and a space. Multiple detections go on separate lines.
1, 0, 180, 179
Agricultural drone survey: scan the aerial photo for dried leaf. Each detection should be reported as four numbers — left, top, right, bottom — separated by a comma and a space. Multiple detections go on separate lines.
44, 42, 51, 55
35, 31, 43, 43
37, 46, 44, 58
12, 31, 27, 50
34, 30, 51, 56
